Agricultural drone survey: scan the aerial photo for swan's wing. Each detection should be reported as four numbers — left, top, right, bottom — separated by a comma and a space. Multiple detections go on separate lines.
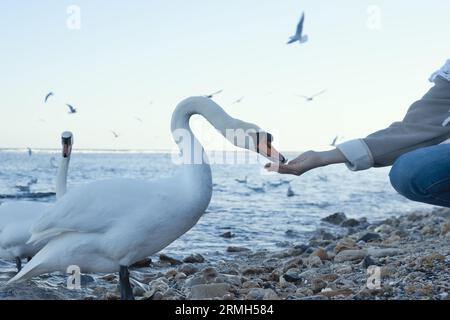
29, 179, 176, 244
295, 12, 305, 36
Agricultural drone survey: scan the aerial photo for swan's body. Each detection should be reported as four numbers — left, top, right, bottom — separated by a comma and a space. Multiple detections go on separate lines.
0, 132, 73, 270
9, 97, 285, 299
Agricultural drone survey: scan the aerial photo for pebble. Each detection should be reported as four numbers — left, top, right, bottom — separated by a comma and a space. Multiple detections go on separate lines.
179, 264, 199, 276
341, 219, 360, 228
202, 267, 219, 282
335, 238, 358, 253
227, 246, 251, 253
189, 283, 230, 299
246, 288, 266, 300
215, 274, 242, 287
242, 280, 261, 289
220, 231, 235, 239
311, 279, 327, 293
441, 220, 450, 236
130, 257, 152, 269
358, 232, 381, 242
313, 248, 329, 261
367, 248, 401, 258
334, 249, 367, 263
263, 289, 279, 300
361, 255, 377, 269
159, 254, 182, 265
305, 255, 322, 268
319, 288, 353, 298
183, 254, 205, 264
321, 212, 347, 225
283, 257, 303, 272
283, 269, 302, 283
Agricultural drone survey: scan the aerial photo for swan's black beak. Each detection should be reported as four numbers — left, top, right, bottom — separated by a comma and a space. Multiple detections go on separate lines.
256, 132, 287, 164
61, 131, 73, 158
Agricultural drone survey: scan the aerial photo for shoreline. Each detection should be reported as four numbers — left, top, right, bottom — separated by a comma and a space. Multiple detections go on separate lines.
1, 208, 449, 300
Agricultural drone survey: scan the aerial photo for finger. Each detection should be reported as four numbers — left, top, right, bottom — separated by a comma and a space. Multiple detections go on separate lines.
265, 163, 296, 175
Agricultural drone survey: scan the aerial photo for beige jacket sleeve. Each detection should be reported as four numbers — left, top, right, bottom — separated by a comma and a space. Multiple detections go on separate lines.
337, 76, 450, 171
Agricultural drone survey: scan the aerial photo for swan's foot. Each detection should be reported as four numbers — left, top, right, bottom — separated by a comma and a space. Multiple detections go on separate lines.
119, 265, 135, 300
15, 257, 22, 272
27, 257, 32, 262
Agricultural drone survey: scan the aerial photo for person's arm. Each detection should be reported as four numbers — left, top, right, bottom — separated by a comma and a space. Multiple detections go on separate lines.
266, 71, 450, 176
265, 149, 346, 176
336, 75, 450, 171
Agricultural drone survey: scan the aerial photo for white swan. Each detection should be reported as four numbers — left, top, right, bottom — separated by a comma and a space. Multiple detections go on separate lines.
8, 97, 286, 300
0, 132, 73, 271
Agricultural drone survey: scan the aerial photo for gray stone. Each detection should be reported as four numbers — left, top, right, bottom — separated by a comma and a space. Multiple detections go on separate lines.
159, 254, 182, 265
183, 254, 205, 264
179, 264, 199, 276
322, 212, 347, 225
227, 246, 251, 253
367, 248, 401, 258
189, 283, 231, 299
361, 255, 377, 269
341, 219, 360, 228
358, 232, 382, 242
334, 249, 367, 263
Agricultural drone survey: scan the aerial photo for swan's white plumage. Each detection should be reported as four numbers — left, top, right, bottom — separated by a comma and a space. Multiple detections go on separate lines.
0, 202, 49, 258
9, 96, 274, 284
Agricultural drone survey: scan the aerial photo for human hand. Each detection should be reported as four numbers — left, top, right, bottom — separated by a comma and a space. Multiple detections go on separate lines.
264, 149, 346, 176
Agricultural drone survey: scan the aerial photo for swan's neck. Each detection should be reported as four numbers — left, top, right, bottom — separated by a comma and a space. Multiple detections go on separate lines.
56, 156, 70, 200
171, 97, 237, 201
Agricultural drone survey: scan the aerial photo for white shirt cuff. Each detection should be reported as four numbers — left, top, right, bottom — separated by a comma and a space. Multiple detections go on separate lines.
336, 139, 374, 171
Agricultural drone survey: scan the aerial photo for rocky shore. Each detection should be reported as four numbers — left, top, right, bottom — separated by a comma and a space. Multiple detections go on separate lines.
1, 208, 449, 300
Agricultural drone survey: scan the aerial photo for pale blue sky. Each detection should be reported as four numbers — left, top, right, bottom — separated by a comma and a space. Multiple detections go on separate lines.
1, 0, 449, 151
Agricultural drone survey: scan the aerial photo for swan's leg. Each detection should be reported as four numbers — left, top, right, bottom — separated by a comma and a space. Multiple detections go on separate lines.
15, 257, 22, 272
27, 257, 32, 262
119, 265, 135, 300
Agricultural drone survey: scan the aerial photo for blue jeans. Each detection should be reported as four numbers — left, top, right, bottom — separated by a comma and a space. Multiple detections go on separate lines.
389, 144, 450, 207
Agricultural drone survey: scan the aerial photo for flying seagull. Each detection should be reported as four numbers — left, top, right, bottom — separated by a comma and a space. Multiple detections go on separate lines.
232, 97, 244, 104
111, 131, 119, 139
44, 92, 54, 103
66, 104, 77, 114
287, 12, 308, 45
205, 90, 223, 99
298, 89, 327, 102
134, 117, 143, 123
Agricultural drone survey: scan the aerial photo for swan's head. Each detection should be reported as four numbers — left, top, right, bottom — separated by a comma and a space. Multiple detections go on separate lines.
61, 131, 73, 158
226, 121, 287, 164
247, 130, 287, 164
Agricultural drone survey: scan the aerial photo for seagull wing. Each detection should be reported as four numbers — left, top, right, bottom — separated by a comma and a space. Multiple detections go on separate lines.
208, 89, 223, 98
311, 89, 327, 98
66, 104, 76, 113
295, 12, 305, 36
44, 92, 54, 103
